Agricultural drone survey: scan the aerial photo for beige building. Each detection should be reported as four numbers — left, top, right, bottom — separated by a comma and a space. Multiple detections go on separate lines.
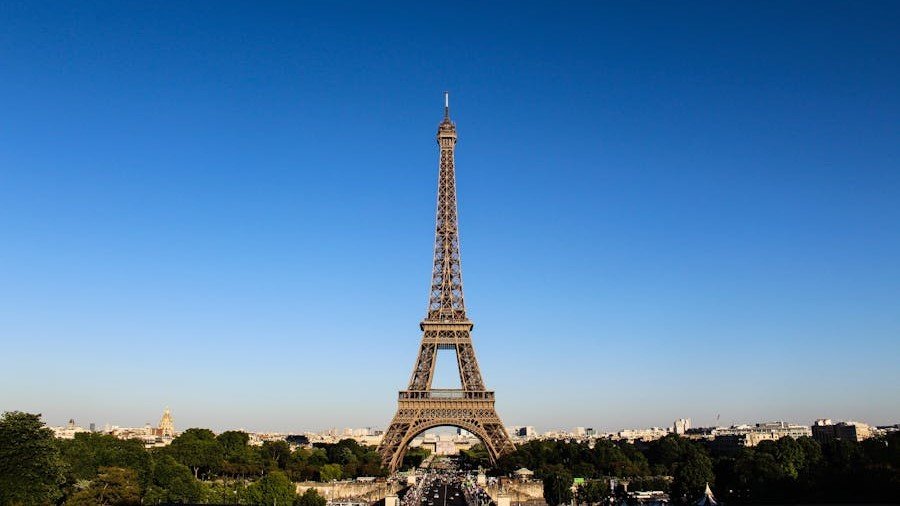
714, 421, 811, 446
157, 408, 175, 438
617, 427, 669, 442
812, 419, 873, 443
674, 418, 691, 435
50, 419, 90, 439
710, 421, 812, 452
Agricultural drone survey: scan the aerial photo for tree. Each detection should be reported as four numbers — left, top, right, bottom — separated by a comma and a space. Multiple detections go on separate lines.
733, 447, 784, 501
671, 449, 713, 503
205, 481, 248, 504
577, 480, 610, 505
295, 487, 327, 506
627, 476, 670, 493
543, 469, 574, 506
143, 455, 205, 503
401, 447, 430, 470
166, 428, 224, 479
65, 467, 141, 506
306, 447, 329, 467
324, 439, 364, 465
262, 440, 293, 470
591, 439, 647, 478
772, 437, 806, 479
286, 448, 316, 482
646, 435, 694, 475
244, 470, 297, 505
57, 432, 151, 485
218, 431, 262, 478
0, 411, 65, 505
319, 463, 343, 482
354, 447, 388, 478
217, 430, 251, 461
459, 444, 491, 471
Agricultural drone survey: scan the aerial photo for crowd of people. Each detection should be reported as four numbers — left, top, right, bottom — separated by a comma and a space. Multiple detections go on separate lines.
460, 478, 493, 506
401, 473, 441, 506
401, 456, 495, 506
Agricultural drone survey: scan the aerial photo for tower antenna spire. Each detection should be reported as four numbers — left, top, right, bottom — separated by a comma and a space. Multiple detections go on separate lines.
444, 91, 450, 119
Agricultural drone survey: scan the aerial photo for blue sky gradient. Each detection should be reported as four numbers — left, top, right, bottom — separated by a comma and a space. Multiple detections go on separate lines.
1, 2, 899, 432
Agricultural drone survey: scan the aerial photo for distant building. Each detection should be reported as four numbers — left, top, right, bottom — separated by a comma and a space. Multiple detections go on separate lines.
50, 419, 89, 439
617, 427, 669, 442
105, 423, 162, 445
509, 426, 536, 439
415, 433, 459, 455
157, 408, 175, 438
574, 427, 586, 437
585, 427, 596, 437
710, 421, 812, 452
435, 435, 456, 455
674, 418, 691, 435
714, 421, 811, 440
286, 434, 311, 446
747, 421, 811, 443
812, 419, 873, 443
457, 428, 473, 437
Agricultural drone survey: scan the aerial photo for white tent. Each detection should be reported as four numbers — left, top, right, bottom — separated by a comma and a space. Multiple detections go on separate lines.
694, 483, 718, 506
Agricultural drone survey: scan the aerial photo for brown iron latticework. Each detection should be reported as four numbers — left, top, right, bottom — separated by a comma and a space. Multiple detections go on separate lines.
378, 94, 515, 472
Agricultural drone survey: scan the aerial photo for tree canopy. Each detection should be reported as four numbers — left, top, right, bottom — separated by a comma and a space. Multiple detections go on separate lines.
1, 412, 388, 505
4, 411, 899, 505
0, 411, 66, 505
499, 432, 900, 504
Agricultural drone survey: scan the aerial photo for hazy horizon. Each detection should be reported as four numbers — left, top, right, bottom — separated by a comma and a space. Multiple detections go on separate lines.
28, 408, 899, 437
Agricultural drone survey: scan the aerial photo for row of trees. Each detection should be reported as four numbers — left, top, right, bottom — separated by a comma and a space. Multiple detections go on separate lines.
493, 436, 710, 504
0, 411, 374, 505
163, 427, 386, 481
715, 433, 900, 503
495, 432, 900, 504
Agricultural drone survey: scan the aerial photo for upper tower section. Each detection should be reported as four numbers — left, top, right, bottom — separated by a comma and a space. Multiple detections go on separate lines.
437, 91, 458, 147
426, 92, 467, 323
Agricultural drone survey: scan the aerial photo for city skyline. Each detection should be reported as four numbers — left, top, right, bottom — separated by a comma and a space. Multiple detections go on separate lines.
2, 2, 900, 432
36, 407, 893, 438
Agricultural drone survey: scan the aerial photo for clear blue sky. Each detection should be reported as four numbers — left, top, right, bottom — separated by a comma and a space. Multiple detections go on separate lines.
1, 2, 898, 433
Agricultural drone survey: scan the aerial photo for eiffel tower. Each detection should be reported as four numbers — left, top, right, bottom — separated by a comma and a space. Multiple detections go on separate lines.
378, 94, 515, 472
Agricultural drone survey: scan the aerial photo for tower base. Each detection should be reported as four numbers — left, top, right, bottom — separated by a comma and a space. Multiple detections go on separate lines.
379, 393, 515, 472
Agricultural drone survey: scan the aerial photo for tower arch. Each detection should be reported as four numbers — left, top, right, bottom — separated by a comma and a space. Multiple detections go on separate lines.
387, 420, 504, 472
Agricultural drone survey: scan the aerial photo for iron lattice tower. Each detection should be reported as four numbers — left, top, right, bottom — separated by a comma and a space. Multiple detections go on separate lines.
378, 94, 515, 471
